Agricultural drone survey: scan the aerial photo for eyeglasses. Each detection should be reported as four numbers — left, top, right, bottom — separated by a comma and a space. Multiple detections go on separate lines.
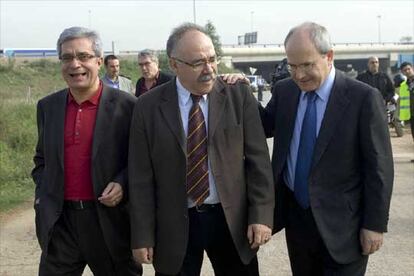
286, 62, 317, 74
138, 61, 154, 68
60, 53, 97, 63
171, 56, 220, 71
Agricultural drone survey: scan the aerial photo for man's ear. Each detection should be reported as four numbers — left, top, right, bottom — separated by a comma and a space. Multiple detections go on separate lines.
97, 57, 103, 67
326, 49, 334, 66
169, 58, 178, 74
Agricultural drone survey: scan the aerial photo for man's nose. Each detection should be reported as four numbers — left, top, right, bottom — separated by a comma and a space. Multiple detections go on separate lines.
294, 69, 306, 79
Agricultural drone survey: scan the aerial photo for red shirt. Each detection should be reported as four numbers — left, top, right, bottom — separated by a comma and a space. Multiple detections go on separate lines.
64, 83, 103, 200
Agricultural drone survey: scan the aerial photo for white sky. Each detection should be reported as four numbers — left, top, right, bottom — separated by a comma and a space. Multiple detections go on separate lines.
1, 0, 413, 51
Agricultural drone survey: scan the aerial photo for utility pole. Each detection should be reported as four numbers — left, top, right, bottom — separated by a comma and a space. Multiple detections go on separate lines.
377, 15, 382, 43
88, 10, 92, 28
250, 11, 254, 32
193, 0, 196, 24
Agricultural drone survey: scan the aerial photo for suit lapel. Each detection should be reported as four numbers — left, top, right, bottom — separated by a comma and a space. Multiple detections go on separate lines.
56, 89, 68, 169
312, 71, 350, 169
93, 86, 114, 159
159, 79, 186, 154
208, 79, 226, 140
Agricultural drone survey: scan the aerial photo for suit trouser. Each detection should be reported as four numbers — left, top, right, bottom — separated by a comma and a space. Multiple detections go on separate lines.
39, 205, 141, 276
284, 189, 368, 276
156, 204, 259, 276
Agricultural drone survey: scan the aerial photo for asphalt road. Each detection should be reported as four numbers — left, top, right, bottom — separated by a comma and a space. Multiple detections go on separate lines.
1, 90, 413, 276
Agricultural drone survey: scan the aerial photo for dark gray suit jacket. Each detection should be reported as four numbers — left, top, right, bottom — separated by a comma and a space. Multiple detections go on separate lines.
32, 85, 136, 262
261, 70, 393, 264
129, 78, 274, 274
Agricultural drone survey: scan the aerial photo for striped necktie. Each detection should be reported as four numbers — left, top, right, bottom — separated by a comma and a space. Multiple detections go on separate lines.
186, 94, 210, 205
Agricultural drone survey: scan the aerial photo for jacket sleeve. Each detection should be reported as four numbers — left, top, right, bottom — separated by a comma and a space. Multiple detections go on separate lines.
242, 84, 275, 228
128, 99, 156, 249
359, 89, 394, 232
31, 101, 45, 204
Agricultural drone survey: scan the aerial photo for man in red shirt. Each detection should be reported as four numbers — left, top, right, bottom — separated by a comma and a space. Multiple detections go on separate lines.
32, 26, 142, 275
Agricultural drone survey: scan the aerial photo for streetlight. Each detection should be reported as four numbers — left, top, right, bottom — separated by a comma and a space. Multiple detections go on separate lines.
88, 10, 92, 28
250, 11, 254, 32
377, 15, 382, 43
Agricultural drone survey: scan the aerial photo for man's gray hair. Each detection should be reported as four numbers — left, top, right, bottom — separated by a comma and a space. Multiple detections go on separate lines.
57, 26, 103, 58
166, 22, 210, 57
138, 49, 159, 64
284, 22, 332, 55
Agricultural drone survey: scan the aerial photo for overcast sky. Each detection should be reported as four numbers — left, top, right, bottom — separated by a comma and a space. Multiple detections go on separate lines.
1, 0, 413, 51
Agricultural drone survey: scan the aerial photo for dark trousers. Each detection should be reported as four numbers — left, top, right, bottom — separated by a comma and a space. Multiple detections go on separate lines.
156, 204, 258, 276
39, 205, 141, 276
284, 190, 368, 276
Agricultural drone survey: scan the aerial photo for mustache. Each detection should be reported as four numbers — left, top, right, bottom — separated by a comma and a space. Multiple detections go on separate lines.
198, 71, 217, 83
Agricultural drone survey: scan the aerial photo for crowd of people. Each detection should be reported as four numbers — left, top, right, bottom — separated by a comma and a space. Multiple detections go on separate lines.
31, 20, 413, 276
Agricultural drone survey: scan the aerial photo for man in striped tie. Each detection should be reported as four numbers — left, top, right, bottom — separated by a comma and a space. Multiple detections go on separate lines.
129, 22, 274, 276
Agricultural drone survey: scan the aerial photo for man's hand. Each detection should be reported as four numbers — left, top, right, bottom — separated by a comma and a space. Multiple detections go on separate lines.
133, 248, 153, 264
221, 73, 250, 85
98, 182, 123, 207
247, 224, 272, 249
360, 228, 384, 255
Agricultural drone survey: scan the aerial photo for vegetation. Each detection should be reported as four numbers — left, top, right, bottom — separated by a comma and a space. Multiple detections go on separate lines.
205, 21, 223, 58
0, 56, 238, 212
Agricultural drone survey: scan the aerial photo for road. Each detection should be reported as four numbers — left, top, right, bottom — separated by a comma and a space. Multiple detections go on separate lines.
1, 91, 413, 276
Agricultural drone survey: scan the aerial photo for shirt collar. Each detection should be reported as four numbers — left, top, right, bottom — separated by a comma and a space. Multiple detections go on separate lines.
104, 74, 118, 83
176, 77, 208, 106
301, 66, 335, 102
68, 81, 103, 106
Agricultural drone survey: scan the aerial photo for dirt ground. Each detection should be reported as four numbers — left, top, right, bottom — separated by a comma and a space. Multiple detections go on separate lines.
1, 92, 413, 276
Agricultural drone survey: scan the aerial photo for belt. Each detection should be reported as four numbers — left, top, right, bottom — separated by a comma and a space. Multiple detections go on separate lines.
64, 200, 95, 210
189, 203, 221, 213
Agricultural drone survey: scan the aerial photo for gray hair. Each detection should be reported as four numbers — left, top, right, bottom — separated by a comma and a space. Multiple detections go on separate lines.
138, 49, 159, 64
284, 22, 332, 54
57, 26, 103, 58
166, 22, 209, 57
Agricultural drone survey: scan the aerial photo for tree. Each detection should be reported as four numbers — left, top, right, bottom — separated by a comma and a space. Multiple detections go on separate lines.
399, 36, 413, 44
205, 21, 223, 57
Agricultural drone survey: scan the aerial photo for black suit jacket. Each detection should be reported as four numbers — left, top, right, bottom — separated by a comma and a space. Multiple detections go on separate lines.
135, 71, 173, 97
261, 70, 393, 264
129, 78, 274, 274
32, 85, 136, 262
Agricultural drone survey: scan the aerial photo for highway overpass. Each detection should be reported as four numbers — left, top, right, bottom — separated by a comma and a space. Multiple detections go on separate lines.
221, 43, 414, 81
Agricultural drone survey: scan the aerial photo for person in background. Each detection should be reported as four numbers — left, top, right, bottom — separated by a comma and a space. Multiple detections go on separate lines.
135, 50, 173, 97
399, 62, 414, 160
260, 22, 393, 275
356, 56, 395, 103
102, 54, 135, 94
32, 26, 141, 276
129, 23, 274, 276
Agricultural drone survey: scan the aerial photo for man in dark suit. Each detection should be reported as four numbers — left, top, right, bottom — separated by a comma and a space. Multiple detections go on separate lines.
356, 56, 395, 103
135, 49, 173, 97
129, 23, 275, 276
32, 26, 142, 276
260, 22, 393, 275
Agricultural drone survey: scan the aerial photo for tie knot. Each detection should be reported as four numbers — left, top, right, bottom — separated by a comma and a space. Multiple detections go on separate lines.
191, 94, 202, 104
306, 91, 317, 103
